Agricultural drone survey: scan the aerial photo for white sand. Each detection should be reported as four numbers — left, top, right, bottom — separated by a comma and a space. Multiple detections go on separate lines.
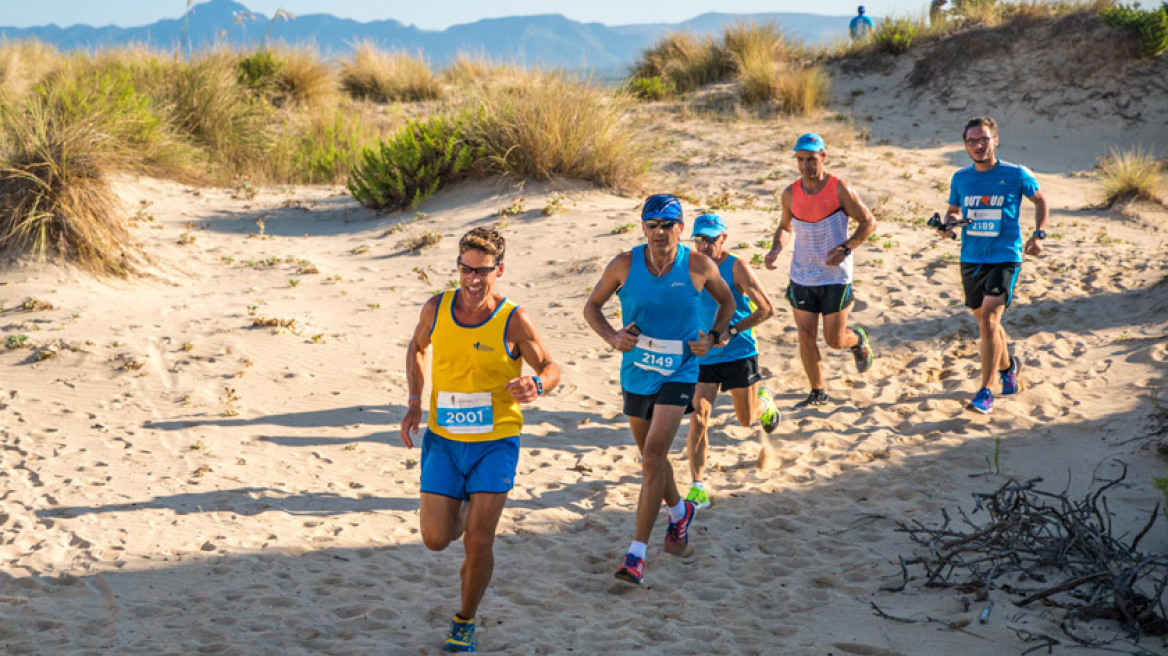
1, 86, 1167, 656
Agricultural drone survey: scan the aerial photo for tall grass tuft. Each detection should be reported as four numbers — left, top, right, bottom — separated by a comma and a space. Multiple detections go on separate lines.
237, 45, 335, 107
773, 65, 831, 115
723, 21, 795, 72
269, 106, 377, 184
162, 50, 271, 179
1098, 146, 1165, 206
630, 32, 727, 94
0, 99, 138, 276
0, 40, 62, 106
340, 42, 443, 102
469, 71, 645, 193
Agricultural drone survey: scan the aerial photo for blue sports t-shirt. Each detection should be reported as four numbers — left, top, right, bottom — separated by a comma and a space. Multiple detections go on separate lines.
948, 160, 1040, 264
617, 245, 701, 395
697, 255, 757, 366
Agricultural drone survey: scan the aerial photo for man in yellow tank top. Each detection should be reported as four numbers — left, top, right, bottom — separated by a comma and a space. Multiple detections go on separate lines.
401, 227, 561, 653
764, 133, 878, 409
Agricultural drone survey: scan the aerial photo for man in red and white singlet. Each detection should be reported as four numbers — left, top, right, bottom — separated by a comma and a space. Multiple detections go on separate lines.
764, 133, 879, 409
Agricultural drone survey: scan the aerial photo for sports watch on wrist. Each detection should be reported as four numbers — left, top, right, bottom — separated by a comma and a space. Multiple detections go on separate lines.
1032, 230, 1047, 239
532, 376, 543, 396
728, 324, 740, 338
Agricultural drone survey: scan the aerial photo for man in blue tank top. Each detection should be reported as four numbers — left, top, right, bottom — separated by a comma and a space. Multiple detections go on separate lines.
683, 213, 779, 510
583, 194, 736, 585
937, 116, 1049, 415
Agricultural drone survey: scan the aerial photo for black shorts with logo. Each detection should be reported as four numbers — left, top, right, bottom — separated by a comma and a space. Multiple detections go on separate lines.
622, 381, 696, 420
786, 281, 853, 316
698, 355, 761, 391
961, 262, 1020, 309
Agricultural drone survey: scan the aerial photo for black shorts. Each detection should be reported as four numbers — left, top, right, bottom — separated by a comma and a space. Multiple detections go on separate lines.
622, 381, 696, 420
961, 262, 1020, 309
786, 281, 853, 316
698, 355, 761, 391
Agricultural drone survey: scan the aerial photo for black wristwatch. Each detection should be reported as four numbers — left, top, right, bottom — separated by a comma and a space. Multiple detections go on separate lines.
532, 376, 544, 396
728, 324, 740, 338
1032, 230, 1046, 240
840, 244, 852, 256
708, 330, 722, 344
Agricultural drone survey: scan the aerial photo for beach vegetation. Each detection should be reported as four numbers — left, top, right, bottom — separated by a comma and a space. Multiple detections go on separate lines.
401, 229, 443, 252
348, 112, 483, 211
629, 32, 727, 94
873, 16, 923, 54
1099, 2, 1168, 57
1097, 146, 1165, 207
340, 42, 443, 102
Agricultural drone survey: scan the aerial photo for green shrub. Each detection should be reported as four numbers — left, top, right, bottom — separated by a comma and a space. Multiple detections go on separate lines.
237, 49, 283, 94
1100, 3, 1168, 57
348, 113, 484, 211
270, 107, 377, 184
873, 17, 922, 54
628, 76, 676, 100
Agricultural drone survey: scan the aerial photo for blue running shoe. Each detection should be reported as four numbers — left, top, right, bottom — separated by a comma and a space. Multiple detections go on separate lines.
615, 553, 645, 585
969, 387, 993, 415
444, 615, 475, 652
664, 500, 696, 557
1001, 356, 1022, 396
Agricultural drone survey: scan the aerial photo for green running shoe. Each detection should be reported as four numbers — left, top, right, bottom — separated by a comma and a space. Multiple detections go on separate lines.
851, 327, 873, 374
757, 386, 781, 434
685, 484, 711, 510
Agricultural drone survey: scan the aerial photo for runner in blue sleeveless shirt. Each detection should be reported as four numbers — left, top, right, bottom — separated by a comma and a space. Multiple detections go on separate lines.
937, 116, 1049, 415
584, 194, 736, 585
683, 213, 780, 511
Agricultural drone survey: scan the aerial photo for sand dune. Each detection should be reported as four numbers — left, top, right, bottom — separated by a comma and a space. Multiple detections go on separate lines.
2, 64, 1168, 656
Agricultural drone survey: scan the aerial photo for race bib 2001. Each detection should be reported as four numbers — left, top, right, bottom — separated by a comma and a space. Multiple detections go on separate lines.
632, 335, 684, 377
436, 391, 493, 434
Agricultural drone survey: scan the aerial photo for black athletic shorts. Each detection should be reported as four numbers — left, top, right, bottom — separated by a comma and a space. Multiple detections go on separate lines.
961, 262, 1020, 309
698, 355, 761, 391
622, 381, 696, 420
786, 281, 853, 316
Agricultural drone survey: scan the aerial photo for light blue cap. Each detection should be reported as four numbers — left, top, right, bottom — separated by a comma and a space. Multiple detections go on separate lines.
793, 133, 826, 152
691, 213, 726, 238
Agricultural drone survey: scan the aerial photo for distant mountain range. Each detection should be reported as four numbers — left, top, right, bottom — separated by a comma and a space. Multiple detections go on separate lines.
0, 0, 854, 73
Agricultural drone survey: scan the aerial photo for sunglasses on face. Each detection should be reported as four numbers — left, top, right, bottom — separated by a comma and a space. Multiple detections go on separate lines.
965, 137, 992, 146
692, 235, 719, 244
457, 259, 499, 276
643, 219, 680, 230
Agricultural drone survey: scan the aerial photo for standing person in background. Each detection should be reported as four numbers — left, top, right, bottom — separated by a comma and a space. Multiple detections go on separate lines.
764, 133, 878, 409
684, 212, 779, 510
937, 116, 1048, 415
850, 6, 875, 40
583, 194, 736, 585
401, 227, 561, 652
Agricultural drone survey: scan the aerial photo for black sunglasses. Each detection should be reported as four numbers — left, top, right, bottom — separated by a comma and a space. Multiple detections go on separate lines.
457, 259, 499, 276
643, 219, 680, 230
692, 235, 720, 244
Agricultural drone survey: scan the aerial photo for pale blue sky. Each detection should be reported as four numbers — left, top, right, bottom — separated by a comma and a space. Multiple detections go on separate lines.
1, 0, 924, 30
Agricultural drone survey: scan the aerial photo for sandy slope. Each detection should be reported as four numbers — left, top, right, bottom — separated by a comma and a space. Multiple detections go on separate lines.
1, 80, 1168, 655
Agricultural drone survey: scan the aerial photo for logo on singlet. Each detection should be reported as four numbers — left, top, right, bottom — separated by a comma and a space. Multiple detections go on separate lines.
472, 341, 494, 352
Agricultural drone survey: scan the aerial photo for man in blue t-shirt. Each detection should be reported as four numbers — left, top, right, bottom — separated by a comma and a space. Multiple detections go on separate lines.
850, 6, 875, 40
937, 116, 1049, 415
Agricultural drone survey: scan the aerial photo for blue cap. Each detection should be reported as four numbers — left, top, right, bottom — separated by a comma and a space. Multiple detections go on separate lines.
793, 133, 826, 152
641, 194, 683, 221
858, 5, 866, 13
691, 213, 726, 238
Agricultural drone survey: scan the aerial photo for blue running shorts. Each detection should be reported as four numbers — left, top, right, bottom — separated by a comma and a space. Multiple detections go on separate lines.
420, 430, 520, 500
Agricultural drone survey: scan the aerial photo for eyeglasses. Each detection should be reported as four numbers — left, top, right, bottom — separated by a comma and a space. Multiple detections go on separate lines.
457, 259, 499, 276
643, 219, 679, 230
692, 235, 720, 244
964, 137, 992, 146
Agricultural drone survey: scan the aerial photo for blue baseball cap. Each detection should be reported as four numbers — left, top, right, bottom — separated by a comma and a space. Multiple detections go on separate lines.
858, 5, 867, 13
692, 213, 726, 238
641, 194, 683, 222
793, 133, 826, 152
